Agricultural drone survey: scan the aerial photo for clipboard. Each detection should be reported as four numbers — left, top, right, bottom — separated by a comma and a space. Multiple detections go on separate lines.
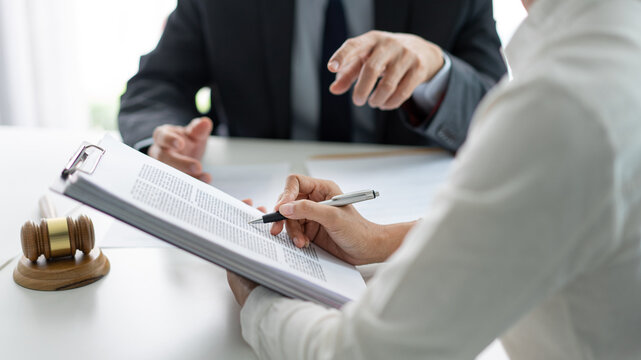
60, 143, 105, 179
51, 135, 367, 308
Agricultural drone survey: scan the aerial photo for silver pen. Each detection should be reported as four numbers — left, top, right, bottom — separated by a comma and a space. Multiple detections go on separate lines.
248, 189, 380, 224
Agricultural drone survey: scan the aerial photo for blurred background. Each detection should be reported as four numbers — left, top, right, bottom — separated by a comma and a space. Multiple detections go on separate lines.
0, 0, 526, 131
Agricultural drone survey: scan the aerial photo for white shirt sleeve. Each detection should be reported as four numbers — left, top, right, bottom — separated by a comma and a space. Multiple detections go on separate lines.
240, 79, 614, 360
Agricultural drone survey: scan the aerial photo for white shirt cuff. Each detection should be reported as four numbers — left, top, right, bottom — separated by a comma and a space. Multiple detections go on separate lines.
240, 286, 283, 350
411, 52, 452, 114
133, 137, 154, 152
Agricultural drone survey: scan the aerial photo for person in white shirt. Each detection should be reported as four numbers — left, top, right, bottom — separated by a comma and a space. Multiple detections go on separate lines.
227, 0, 641, 358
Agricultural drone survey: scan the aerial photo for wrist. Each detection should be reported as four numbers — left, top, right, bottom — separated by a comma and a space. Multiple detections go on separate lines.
374, 221, 416, 262
424, 43, 445, 83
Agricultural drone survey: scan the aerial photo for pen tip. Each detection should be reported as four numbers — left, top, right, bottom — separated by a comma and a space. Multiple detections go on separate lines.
248, 219, 262, 225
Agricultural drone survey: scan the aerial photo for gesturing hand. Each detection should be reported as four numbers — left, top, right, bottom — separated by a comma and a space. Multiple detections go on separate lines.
328, 30, 445, 110
270, 174, 401, 266
148, 117, 213, 183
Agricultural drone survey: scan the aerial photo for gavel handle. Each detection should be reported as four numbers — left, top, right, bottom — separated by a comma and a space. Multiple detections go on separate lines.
38, 195, 58, 219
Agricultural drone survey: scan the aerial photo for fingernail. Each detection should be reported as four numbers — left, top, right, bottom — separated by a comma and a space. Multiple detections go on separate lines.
368, 98, 377, 108
293, 237, 302, 247
190, 164, 199, 173
279, 203, 294, 216
328, 61, 339, 71
173, 139, 181, 148
354, 96, 365, 106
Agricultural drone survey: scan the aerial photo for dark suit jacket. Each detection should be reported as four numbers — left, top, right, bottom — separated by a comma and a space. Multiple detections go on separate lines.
119, 0, 506, 152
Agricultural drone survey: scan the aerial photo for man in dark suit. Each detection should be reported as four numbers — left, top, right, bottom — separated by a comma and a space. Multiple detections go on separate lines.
119, 0, 506, 182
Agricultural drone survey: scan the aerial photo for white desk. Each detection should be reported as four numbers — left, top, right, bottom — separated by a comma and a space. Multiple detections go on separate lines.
0, 126, 507, 359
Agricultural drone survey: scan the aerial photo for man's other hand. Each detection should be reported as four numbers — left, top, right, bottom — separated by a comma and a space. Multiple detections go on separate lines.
148, 117, 213, 183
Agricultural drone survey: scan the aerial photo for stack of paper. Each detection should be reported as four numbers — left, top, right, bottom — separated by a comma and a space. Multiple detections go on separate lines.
52, 136, 366, 308
100, 162, 291, 248
307, 151, 454, 224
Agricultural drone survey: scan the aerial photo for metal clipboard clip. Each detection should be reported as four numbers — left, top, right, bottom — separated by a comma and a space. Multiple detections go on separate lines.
61, 143, 105, 179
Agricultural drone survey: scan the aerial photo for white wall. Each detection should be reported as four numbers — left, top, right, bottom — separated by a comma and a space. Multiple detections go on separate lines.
494, 0, 528, 45
0, 0, 176, 129
73, 0, 178, 129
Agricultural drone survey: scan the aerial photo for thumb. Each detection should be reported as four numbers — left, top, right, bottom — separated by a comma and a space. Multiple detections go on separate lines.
274, 185, 299, 211
186, 117, 213, 140
278, 200, 339, 227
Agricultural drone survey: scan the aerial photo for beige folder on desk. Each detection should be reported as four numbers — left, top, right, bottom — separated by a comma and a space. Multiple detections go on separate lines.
50, 135, 366, 308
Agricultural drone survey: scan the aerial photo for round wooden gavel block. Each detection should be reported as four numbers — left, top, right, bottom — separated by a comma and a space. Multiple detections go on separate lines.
20, 215, 95, 261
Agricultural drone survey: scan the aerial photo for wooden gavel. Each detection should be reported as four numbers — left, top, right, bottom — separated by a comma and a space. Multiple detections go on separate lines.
13, 195, 109, 291
20, 215, 94, 261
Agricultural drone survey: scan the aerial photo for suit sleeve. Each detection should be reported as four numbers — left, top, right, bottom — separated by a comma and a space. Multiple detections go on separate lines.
118, 0, 209, 148
402, 0, 507, 152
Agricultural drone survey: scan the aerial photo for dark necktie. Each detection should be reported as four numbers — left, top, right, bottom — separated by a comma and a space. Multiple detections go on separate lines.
319, 0, 352, 142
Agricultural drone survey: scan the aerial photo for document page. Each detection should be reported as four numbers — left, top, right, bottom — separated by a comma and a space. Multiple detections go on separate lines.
53, 136, 365, 306
204, 162, 290, 211
306, 151, 454, 224
101, 163, 290, 248
129, 163, 324, 278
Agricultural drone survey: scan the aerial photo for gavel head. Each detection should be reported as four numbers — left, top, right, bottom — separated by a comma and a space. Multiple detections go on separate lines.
20, 215, 95, 261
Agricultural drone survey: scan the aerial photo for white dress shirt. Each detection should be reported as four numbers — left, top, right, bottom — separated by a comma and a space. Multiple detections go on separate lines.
240, 0, 641, 358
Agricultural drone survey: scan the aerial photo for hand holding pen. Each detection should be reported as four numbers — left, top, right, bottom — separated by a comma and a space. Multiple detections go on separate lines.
249, 189, 379, 224
261, 174, 407, 265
